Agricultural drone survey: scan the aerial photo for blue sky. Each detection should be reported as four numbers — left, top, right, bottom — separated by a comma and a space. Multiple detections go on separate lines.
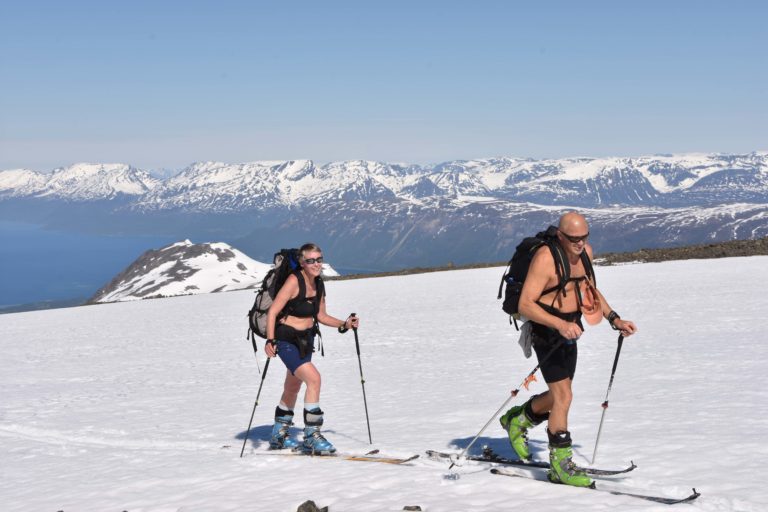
1, 1, 766, 171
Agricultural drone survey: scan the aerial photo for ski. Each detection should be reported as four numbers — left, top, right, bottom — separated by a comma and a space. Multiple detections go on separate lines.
426, 448, 637, 476
249, 448, 419, 465
490, 468, 700, 505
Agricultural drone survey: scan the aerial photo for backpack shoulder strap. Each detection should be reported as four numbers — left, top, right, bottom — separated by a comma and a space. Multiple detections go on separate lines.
580, 251, 596, 287
541, 241, 570, 297
293, 270, 306, 299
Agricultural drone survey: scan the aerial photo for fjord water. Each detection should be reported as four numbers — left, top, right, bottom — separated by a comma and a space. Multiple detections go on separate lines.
0, 221, 175, 309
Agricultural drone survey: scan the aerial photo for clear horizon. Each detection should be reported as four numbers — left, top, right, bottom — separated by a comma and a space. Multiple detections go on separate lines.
1, 1, 766, 171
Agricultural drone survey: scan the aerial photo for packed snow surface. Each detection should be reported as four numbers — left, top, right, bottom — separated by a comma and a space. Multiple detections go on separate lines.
1, 257, 767, 511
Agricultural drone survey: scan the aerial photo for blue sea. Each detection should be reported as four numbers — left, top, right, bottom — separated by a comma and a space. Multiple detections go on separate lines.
0, 221, 176, 309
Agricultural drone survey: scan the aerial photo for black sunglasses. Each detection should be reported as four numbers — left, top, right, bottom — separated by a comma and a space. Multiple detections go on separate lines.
303, 257, 324, 265
559, 230, 589, 243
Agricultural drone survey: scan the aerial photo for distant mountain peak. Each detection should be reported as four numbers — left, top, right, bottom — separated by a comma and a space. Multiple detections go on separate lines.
89, 240, 272, 303
89, 240, 339, 304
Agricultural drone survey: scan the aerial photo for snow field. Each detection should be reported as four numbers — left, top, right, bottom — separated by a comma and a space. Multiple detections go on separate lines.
1, 257, 767, 511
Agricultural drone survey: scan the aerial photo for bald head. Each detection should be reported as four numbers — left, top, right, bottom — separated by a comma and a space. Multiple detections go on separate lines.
558, 212, 589, 235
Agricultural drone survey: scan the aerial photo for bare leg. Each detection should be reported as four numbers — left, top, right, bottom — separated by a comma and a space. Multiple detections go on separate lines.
292, 362, 322, 405
280, 370, 303, 409
531, 390, 553, 415
541, 378, 573, 433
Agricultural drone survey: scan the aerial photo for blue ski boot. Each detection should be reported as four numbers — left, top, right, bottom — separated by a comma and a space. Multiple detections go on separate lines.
269, 407, 299, 450
300, 408, 336, 454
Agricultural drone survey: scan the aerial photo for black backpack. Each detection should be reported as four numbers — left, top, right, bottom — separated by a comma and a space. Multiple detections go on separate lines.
247, 249, 302, 351
497, 226, 594, 330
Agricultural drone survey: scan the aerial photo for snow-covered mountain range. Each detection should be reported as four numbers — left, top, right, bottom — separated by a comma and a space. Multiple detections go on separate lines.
89, 240, 339, 303
0, 163, 158, 201
3, 153, 767, 208
2, 153, 767, 271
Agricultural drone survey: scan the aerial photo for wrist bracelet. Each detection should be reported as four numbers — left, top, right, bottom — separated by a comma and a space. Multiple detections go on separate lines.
607, 311, 620, 328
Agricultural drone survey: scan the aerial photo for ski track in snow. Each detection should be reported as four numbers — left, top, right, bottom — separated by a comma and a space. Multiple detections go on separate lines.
1, 257, 767, 511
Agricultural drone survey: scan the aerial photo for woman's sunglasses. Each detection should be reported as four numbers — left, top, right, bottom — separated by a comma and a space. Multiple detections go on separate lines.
304, 257, 324, 265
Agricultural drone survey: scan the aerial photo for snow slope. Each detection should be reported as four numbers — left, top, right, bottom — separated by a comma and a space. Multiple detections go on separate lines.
1, 257, 767, 511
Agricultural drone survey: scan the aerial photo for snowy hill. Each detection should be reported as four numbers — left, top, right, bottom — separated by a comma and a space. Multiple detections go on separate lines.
89, 240, 339, 303
1, 256, 767, 510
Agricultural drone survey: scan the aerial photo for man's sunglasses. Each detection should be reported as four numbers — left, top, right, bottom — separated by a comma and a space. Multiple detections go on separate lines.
304, 257, 324, 265
559, 231, 589, 243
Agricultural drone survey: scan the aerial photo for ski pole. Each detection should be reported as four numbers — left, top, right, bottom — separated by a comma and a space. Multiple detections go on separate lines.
239, 354, 272, 458
449, 337, 566, 469
350, 314, 373, 444
247, 331, 261, 374
591, 334, 625, 465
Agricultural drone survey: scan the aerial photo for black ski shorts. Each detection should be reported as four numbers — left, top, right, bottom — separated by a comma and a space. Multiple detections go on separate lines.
531, 325, 578, 383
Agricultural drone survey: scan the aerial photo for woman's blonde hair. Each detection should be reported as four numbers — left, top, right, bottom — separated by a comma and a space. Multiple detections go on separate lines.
299, 243, 322, 261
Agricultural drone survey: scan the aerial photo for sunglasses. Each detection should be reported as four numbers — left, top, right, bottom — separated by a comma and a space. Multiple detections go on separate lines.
303, 257, 324, 265
560, 231, 589, 243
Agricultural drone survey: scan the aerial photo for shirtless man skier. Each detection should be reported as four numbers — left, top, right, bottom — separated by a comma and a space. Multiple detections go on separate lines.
500, 211, 637, 487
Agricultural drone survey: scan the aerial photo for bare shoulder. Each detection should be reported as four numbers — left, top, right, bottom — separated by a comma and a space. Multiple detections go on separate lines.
278, 273, 300, 296
529, 244, 555, 274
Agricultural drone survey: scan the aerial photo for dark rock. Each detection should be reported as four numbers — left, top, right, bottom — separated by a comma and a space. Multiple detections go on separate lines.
297, 500, 328, 512
597, 236, 768, 265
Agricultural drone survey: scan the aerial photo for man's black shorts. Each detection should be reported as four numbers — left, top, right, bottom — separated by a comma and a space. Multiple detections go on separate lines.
531, 324, 578, 383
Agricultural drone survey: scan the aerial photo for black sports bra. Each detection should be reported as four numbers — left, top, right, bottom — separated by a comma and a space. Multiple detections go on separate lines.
282, 271, 324, 319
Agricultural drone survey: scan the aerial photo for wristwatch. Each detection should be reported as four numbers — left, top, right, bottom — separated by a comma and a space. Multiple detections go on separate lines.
607, 311, 621, 330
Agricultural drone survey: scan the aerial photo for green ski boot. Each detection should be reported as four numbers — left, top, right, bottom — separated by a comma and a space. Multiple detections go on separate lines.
546, 430, 593, 488
499, 404, 535, 460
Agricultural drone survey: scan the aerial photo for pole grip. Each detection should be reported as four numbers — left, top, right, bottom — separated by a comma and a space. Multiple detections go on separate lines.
351, 313, 361, 356
610, 335, 624, 376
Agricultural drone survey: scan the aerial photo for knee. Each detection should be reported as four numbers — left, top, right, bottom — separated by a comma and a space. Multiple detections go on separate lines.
306, 373, 321, 390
